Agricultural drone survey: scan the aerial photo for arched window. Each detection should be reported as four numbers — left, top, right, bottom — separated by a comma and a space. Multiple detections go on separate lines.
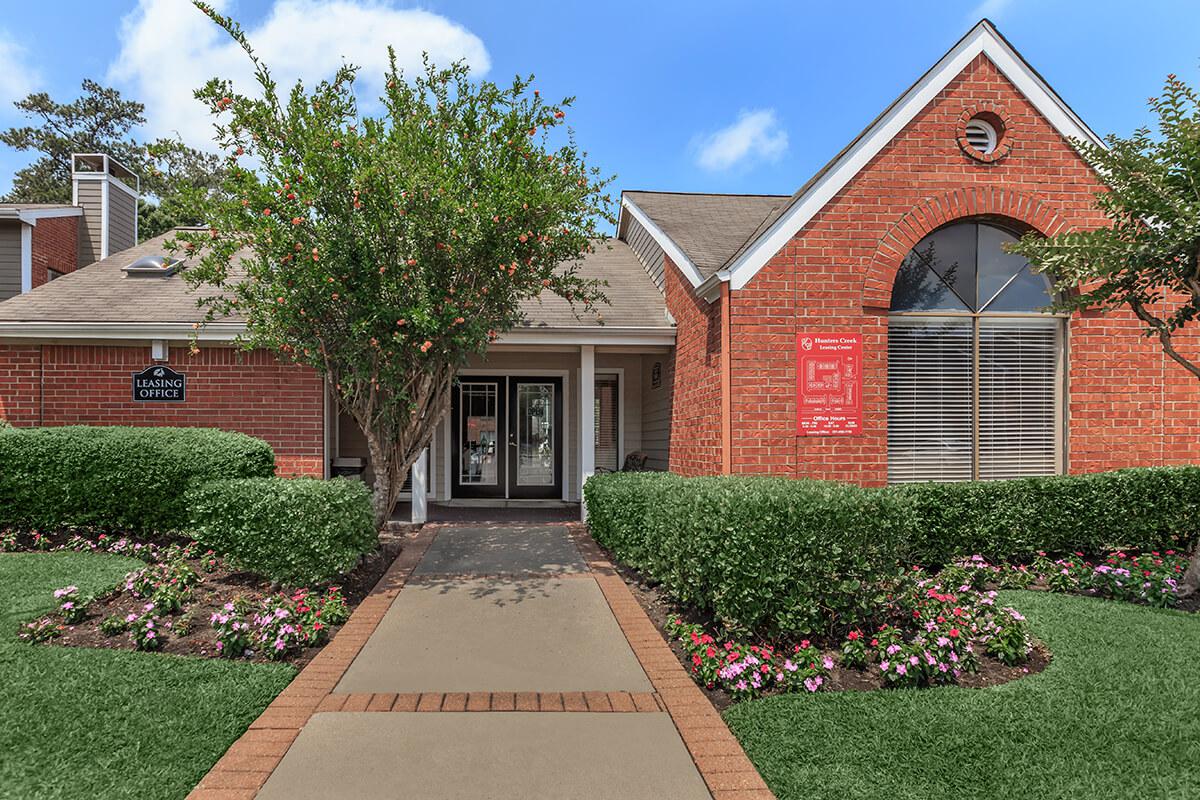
887, 219, 1065, 483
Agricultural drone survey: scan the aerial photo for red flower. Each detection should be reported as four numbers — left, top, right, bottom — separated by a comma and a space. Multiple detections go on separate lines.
948, 628, 960, 638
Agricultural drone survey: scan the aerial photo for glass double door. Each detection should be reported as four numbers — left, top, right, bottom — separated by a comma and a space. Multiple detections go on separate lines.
451, 376, 563, 499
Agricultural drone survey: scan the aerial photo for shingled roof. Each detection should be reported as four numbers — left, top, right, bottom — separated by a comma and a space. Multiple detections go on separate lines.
621, 191, 788, 279
0, 229, 669, 330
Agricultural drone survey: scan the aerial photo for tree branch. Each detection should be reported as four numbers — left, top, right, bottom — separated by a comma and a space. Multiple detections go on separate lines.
1128, 297, 1200, 380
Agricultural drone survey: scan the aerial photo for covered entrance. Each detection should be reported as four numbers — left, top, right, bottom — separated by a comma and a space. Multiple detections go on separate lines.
451, 375, 564, 501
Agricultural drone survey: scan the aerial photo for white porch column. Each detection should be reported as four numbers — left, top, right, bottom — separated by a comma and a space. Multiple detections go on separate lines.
580, 345, 595, 521
410, 447, 429, 525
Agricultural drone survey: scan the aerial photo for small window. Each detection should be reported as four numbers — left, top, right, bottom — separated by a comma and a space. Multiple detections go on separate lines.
594, 374, 620, 472
964, 117, 997, 155
47, 268, 65, 282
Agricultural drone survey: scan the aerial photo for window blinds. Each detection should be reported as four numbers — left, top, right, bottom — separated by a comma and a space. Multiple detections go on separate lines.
887, 317, 1061, 483
977, 318, 1060, 480
595, 375, 619, 472
887, 319, 975, 483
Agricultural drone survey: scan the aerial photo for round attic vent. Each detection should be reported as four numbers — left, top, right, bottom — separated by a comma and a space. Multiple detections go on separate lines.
956, 106, 1012, 163
123, 255, 180, 276
964, 117, 998, 154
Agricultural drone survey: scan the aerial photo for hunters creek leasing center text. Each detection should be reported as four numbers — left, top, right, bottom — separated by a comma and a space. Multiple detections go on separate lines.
0, 21, 1196, 521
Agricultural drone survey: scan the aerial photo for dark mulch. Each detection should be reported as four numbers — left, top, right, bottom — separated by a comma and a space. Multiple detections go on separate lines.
30, 524, 413, 667
601, 549, 1050, 711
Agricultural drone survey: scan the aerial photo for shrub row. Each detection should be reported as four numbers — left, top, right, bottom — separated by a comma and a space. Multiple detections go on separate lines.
585, 473, 913, 638
894, 466, 1200, 565
0, 425, 378, 584
187, 477, 376, 586
0, 426, 275, 534
584, 466, 1200, 637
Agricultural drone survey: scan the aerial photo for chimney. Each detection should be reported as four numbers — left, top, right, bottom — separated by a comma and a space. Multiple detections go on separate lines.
72, 154, 140, 267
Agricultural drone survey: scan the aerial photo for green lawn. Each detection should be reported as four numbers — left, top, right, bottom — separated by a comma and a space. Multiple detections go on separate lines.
725, 591, 1200, 800
0, 552, 295, 800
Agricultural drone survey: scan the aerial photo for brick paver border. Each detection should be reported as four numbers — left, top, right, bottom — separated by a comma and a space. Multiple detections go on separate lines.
190, 520, 774, 800
569, 524, 777, 800
186, 524, 441, 800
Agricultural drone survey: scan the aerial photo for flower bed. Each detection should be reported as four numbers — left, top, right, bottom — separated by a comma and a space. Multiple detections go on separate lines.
3, 526, 404, 664
662, 566, 1047, 704
939, 550, 1190, 608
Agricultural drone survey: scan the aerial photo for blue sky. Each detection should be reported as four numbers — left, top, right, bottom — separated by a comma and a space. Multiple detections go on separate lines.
2, 0, 1198, 210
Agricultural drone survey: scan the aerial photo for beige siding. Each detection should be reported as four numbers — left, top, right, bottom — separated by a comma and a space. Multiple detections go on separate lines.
596, 353, 644, 464
108, 184, 137, 252
76, 180, 104, 266
640, 354, 673, 471
0, 222, 22, 300
620, 213, 666, 289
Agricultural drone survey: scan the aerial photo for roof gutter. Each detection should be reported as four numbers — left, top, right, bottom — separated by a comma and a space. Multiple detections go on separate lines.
0, 207, 84, 226
0, 322, 676, 347
0, 322, 243, 341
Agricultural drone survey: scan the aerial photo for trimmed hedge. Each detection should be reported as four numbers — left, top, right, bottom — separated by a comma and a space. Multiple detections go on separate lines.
895, 466, 1200, 565
0, 426, 275, 535
186, 477, 376, 585
585, 473, 913, 637
584, 466, 1200, 637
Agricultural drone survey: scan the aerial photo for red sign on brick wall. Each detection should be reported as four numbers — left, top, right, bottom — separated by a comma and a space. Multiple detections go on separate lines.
796, 333, 862, 436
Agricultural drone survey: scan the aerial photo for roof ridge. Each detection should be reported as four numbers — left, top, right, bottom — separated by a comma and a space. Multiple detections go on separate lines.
623, 189, 791, 199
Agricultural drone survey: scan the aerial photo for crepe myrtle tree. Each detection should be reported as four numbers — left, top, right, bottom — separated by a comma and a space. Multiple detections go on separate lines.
1009, 73, 1200, 595
178, 3, 613, 528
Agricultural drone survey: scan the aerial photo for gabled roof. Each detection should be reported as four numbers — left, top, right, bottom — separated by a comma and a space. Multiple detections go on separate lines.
620, 191, 788, 282
621, 19, 1106, 300
0, 229, 671, 342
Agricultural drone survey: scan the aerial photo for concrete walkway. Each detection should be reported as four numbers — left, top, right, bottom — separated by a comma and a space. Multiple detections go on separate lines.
191, 524, 774, 800
262, 524, 706, 799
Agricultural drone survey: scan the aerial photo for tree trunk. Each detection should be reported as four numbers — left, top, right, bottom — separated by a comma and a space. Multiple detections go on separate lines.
363, 430, 396, 531
353, 366, 455, 531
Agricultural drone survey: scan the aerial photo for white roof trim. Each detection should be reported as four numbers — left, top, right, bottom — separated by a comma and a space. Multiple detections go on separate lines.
0, 322, 243, 341
501, 326, 676, 346
619, 195, 705, 287
0, 321, 676, 347
0, 207, 84, 226
722, 19, 1106, 291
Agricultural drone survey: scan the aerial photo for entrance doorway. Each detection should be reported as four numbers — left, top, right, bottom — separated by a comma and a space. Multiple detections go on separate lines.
451, 376, 564, 500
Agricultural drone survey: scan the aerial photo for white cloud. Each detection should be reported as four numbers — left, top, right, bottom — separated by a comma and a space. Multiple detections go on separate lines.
108, 0, 490, 149
968, 0, 1014, 22
694, 109, 788, 172
0, 32, 39, 109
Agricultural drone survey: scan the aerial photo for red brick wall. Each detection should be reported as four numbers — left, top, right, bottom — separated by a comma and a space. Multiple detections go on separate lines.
0, 344, 325, 476
664, 52, 1200, 484
663, 254, 723, 475
1068, 310, 1200, 473
30, 216, 79, 288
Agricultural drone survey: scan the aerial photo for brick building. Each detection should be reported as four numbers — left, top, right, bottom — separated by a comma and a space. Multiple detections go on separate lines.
0, 21, 1196, 519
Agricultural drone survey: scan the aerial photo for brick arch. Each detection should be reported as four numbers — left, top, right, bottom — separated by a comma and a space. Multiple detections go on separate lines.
861, 187, 1072, 309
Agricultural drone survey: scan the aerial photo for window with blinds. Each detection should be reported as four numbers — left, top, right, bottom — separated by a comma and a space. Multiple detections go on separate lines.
595, 375, 620, 472
887, 319, 974, 483
887, 220, 1064, 483
978, 318, 1060, 480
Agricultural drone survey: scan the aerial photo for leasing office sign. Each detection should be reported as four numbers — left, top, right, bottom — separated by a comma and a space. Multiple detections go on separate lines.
132, 365, 186, 402
796, 333, 862, 435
